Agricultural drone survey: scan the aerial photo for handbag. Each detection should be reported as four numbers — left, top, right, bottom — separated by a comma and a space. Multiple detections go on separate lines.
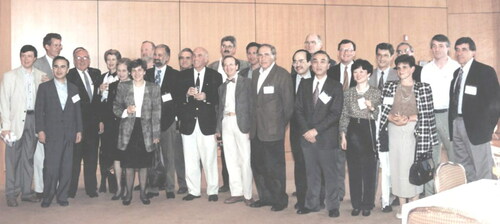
409, 148, 434, 185
148, 145, 166, 188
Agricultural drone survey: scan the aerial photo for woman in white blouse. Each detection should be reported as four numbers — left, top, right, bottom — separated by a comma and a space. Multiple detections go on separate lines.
113, 59, 161, 206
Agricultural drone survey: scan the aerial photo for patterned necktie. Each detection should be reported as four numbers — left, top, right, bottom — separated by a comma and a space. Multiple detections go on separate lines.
83, 70, 93, 99
195, 73, 200, 90
343, 66, 349, 90
155, 69, 161, 85
378, 71, 385, 90
313, 81, 320, 105
450, 68, 464, 120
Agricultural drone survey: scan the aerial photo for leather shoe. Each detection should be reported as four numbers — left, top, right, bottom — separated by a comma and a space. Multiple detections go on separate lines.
133, 185, 141, 191
249, 200, 272, 208
382, 205, 393, 213
351, 208, 361, 216
140, 197, 151, 205
147, 192, 159, 199
271, 204, 287, 212
218, 185, 229, 193
177, 187, 188, 194
392, 197, 400, 206
88, 192, 99, 198
21, 195, 41, 203
244, 198, 255, 206
297, 208, 312, 214
329, 209, 340, 218
208, 195, 218, 202
58, 201, 69, 207
7, 198, 18, 207
182, 194, 201, 201
41, 201, 50, 208
224, 196, 244, 204
166, 192, 175, 199
122, 198, 132, 206
362, 209, 371, 216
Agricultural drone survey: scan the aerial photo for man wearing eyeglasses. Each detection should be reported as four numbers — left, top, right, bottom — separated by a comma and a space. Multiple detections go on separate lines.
396, 42, 422, 82
66, 47, 102, 198
208, 35, 250, 193
326, 39, 358, 202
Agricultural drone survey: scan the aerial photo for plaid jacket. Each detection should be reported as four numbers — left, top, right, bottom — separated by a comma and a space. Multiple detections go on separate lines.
377, 81, 438, 161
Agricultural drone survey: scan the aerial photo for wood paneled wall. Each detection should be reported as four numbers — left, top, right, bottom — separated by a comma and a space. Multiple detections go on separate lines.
2, 0, 497, 74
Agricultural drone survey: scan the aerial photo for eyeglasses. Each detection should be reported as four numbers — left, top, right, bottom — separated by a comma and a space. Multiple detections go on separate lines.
76, 56, 89, 61
397, 48, 411, 55
293, 59, 307, 65
339, 48, 354, 53
222, 45, 234, 49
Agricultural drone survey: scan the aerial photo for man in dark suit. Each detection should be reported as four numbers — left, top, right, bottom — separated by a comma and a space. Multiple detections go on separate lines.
215, 56, 254, 205
176, 47, 222, 202
326, 39, 357, 201
249, 43, 294, 212
396, 42, 422, 82
66, 47, 102, 198
295, 50, 343, 217
33, 33, 62, 199
35, 56, 83, 208
449, 37, 500, 182
238, 42, 261, 79
144, 44, 186, 198
290, 49, 312, 212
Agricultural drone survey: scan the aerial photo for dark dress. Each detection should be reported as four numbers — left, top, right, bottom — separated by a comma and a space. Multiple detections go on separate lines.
100, 81, 123, 162
120, 119, 153, 168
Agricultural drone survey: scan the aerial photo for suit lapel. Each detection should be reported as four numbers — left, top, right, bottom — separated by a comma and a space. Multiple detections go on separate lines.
49, 80, 65, 112
257, 65, 276, 95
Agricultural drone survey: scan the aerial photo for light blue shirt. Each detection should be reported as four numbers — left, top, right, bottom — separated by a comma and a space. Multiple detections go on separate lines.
54, 79, 68, 110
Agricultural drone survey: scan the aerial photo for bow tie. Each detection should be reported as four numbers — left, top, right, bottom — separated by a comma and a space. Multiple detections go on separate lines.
226, 78, 235, 83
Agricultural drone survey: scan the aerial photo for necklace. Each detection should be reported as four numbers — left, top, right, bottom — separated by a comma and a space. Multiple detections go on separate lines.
398, 84, 413, 102
356, 85, 369, 94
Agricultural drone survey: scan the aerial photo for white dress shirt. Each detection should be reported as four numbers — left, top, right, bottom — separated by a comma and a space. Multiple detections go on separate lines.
193, 67, 206, 92
339, 61, 353, 85
257, 62, 275, 93
457, 58, 474, 114
376, 67, 391, 85
133, 82, 145, 118
77, 69, 94, 96
155, 65, 167, 85
224, 75, 238, 114
312, 75, 327, 94
421, 56, 460, 110
21, 67, 35, 110
295, 70, 312, 93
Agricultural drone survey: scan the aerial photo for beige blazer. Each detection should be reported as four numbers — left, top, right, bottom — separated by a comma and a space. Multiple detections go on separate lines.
0, 66, 45, 138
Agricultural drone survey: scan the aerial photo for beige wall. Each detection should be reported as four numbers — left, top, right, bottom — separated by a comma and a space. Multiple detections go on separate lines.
1, 0, 498, 74
0, 0, 498, 189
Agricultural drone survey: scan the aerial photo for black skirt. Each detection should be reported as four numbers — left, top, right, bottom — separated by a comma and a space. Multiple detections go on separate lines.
121, 119, 153, 168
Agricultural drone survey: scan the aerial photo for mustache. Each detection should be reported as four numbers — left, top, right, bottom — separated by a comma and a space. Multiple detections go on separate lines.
224, 50, 230, 53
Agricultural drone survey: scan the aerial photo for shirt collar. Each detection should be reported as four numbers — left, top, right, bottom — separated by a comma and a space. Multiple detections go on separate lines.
298, 70, 312, 79
259, 62, 275, 74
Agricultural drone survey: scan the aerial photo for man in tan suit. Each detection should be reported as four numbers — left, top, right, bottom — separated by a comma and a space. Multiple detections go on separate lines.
249, 43, 294, 212
1, 45, 45, 207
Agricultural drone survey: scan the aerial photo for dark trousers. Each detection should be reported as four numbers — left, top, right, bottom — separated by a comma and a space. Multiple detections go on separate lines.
346, 118, 377, 210
251, 137, 288, 207
290, 126, 307, 209
99, 128, 117, 193
69, 128, 98, 196
43, 136, 74, 203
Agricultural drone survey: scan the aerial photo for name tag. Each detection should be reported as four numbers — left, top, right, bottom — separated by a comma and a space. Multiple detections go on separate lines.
162, 93, 172, 102
383, 97, 394, 105
464, 85, 477, 96
319, 92, 331, 104
263, 86, 274, 94
72, 94, 80, 103
357, 97, 367, 110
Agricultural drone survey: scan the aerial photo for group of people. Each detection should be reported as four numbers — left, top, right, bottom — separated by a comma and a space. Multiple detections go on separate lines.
1, 32, 499, 220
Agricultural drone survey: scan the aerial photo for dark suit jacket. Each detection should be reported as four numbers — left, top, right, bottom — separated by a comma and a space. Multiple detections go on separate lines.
294, 77, 343, 149
449, 60, 500, 145
327, 63, 357, 88
99, 80, 120, 138
216, 75, 253, 134
67, 67, 102, 136
250, 64, 294, 141
239, 67, 252, 79
113, 81, 161, 152
35, 80, 83, 143
33, 56, 53, 79
176, 67, 222, 135
145, 66, 180, 131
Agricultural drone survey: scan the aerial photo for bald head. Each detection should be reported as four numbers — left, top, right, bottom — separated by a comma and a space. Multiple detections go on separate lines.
304, 34, 323, 54
193, 47, 209, 70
